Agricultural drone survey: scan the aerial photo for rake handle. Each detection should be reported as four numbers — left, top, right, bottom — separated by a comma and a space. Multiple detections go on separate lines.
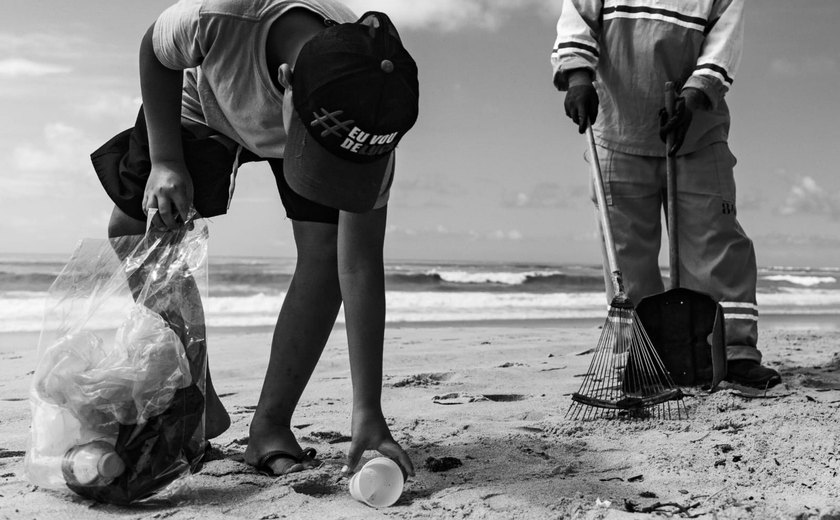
585, 124, 623, 296
665, 82, 680, 290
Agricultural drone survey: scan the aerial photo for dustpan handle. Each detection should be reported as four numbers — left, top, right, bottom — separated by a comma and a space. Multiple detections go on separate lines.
665, 82, 680, 290
585, 124, 623, 296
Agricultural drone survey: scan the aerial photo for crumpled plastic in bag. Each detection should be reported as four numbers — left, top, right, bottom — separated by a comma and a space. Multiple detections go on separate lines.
34, 305, 192, 433
70, 383, 206, 505
26, 213, 209, 504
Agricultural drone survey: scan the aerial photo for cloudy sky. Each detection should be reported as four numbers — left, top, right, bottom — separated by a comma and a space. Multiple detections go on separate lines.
1, 0, 838, 266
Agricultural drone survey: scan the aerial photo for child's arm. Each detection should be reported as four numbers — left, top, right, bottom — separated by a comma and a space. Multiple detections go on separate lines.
139, 23, 192, 229
337, 207, 415, 477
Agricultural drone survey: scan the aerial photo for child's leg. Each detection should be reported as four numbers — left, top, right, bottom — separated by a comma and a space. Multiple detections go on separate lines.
108, 205, 231, 439
244, 219, 343, 475
93, 109, 244, 440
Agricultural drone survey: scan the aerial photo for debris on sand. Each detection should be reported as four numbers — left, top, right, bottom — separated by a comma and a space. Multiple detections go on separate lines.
391, 372, 453, 388
425, 456, 463, 472
303, 431, 352, 444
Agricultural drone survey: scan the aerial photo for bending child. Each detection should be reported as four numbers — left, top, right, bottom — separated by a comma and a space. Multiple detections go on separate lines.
92, 0, 419, 476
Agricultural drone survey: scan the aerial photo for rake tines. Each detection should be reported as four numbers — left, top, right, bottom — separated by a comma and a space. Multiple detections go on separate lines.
570, 124, 687, 420
568, 297, 687, 420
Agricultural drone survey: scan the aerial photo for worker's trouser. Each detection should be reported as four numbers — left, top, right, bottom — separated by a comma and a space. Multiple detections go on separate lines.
590, 141, 761, 363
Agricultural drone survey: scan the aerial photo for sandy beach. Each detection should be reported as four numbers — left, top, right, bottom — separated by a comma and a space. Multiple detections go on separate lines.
1, 316, 839, 519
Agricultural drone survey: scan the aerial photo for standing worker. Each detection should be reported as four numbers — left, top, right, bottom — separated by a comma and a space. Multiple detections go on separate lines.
551, 0, 781, 388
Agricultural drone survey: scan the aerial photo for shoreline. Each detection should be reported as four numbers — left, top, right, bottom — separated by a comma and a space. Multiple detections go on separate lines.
2, 311, 837, 350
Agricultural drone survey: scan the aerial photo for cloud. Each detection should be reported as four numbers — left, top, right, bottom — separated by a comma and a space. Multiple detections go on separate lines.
0, 32, 98, 59
0, 32, 125, 88
0, 58, 71, 78
3, 122, 102, 201
779, 176, 840, 219
502, 181, 586, 208
75, 92, 142, 120
12, 122, 96, 173
488, 229, 523, 241
390, 174, 460, 208
769, 56, 840, 78
343, 0, 561, 31
396, 175, 456, 195
386, 224, 523, 241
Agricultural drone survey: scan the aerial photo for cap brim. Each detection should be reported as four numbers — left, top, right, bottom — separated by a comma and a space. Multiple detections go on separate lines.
284, 109, 390, 213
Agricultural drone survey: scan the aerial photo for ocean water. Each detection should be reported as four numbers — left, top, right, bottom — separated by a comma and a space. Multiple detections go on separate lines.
1, 254, 839, 333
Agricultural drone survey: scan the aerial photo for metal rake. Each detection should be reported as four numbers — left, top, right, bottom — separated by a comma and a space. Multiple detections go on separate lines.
567, 125, 687, 420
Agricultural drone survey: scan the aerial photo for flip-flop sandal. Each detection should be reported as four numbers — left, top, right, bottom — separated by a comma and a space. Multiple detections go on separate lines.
255, 447, 319, 476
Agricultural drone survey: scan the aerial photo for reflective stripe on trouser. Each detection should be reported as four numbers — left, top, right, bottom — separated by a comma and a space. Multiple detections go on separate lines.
588, 142, 762, 363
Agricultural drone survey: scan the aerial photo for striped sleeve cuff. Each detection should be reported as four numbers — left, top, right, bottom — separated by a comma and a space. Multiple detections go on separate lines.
553, 41, 600, 59
550, 43, 598, 91
683, 70, 730, 110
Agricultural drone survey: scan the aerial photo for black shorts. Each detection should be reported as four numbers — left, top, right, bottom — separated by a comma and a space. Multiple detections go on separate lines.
91, 108, 339, 224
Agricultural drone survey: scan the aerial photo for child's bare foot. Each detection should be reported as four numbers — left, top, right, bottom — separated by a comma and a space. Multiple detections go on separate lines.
244, 420, 320, 475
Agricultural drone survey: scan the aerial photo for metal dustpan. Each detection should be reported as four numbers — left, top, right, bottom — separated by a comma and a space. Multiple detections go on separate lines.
636, 288, 726, 388
635, 83, 726, 390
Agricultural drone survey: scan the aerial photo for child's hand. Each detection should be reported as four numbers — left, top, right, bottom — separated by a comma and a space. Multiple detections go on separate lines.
143, 162, 194, 230
343, 407, 415, 478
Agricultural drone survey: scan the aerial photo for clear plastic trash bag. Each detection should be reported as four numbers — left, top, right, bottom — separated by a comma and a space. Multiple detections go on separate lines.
25, 216, 209, 505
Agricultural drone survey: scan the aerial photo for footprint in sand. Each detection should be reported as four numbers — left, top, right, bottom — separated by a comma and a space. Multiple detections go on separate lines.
800, 375, 840, 391
482, 394, 529, 402
0, 450, 25, 460
432, 393, 529, 405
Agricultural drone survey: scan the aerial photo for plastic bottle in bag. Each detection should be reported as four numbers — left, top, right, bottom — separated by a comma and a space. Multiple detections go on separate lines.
61, 440, 126, 488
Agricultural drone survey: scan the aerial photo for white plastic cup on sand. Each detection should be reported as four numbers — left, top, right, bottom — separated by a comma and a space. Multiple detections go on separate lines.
348, 457, 404, 508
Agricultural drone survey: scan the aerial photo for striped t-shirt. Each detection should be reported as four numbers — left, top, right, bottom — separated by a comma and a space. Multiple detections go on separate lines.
153, 0, 357, 159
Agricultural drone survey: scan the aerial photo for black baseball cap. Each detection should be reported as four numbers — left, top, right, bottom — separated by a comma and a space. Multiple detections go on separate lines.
284, 11, 419, 213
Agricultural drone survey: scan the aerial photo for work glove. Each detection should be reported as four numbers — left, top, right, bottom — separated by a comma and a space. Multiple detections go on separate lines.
565, 83, 599, 134
659, 88, 709, 156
